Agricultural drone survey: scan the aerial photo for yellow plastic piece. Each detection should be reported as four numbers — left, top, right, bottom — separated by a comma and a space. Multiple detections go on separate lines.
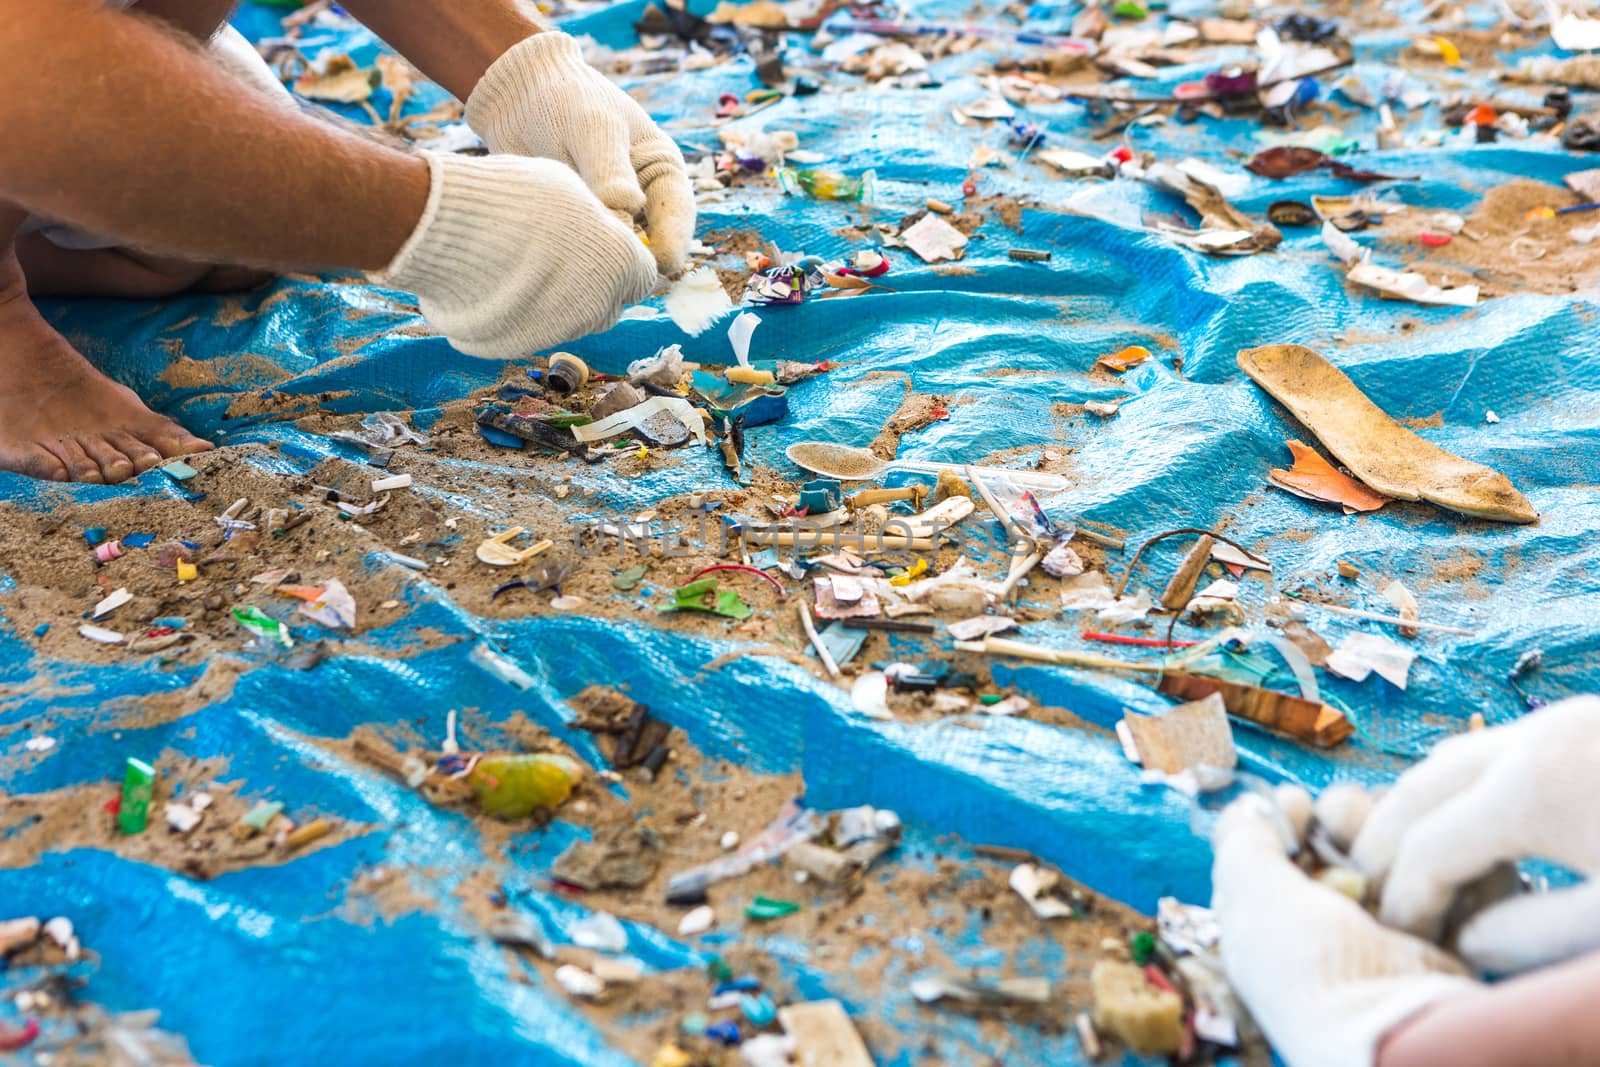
636, 445, 649, 459
176, 561, 198, 582
1525, 206, 1557, 221
889, 558, 928, 586
650, 1045, 693, 1067
468, 753, 583, 819
1435, 36, 1461, 65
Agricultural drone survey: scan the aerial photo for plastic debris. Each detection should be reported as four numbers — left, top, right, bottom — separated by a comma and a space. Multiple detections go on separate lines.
661, 577, 753, 620
294, 579, 357, 629
899, 213, 968, 262
118, 758, 156, 834
92, 587, 133, 620
1122, 692, 1237, 777
778, 1000, 874, 1067
664, 266, 736, 335
1324, 632, 1416, 689
233, 605, 294, 648
468, 753, 584, 818
1010, 863, 1078, 919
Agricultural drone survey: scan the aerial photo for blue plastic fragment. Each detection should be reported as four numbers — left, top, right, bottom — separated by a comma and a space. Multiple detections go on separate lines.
478, 425, 527, 450
704, 1020, 741, 1045
713, 976, 762, 995
160, 460, 198, 481
739, 993, 776, 1027
122, 533, 156, 549
32, 624, 48, 638
152, 617, 188, 631
83, 527, 107, 547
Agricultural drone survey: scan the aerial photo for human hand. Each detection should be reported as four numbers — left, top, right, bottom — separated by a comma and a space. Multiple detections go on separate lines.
375, 151, 657, 359
464, 32, 695, 274
1212, 794, 1478, 1067
1351, 695, 1600, 975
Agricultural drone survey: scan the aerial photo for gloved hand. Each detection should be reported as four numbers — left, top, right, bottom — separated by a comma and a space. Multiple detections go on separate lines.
375, 151, 657, 359
1352, 695, 1600, 975
1213, 794, 1478, 1067
465, 32, 696, 275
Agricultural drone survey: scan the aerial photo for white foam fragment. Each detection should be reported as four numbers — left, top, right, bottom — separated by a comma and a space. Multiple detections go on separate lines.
664, 267, 734, 336
1325, 632, 1416, 689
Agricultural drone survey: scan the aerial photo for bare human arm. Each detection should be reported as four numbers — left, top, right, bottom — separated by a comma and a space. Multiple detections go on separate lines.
333, 0, 544, 102
1381, 950, 1600, 1067
0, 0, 428, 271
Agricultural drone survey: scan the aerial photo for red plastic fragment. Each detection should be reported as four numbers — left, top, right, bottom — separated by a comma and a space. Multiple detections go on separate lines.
1419, 231, 1452, 248
716, 93, 740, 118
0, 1019, 39, 1053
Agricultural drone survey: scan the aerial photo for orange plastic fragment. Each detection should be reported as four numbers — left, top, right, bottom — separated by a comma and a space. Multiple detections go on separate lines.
1267, 440, 1391, 513
1097, 345, 1152, 372
276, 585, 329, 603
1465, 103, 1497, 127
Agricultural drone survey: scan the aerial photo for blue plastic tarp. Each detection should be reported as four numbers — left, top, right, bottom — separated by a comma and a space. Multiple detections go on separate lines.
3, 2, 1600, 1064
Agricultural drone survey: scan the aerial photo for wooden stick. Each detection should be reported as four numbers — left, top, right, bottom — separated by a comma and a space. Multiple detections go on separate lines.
796, 600, 840, 679
848, 486, 927, 509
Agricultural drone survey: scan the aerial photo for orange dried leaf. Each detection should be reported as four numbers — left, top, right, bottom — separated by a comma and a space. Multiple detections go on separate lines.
1097, 345, 1151, 372
1268, 440, 1391, 513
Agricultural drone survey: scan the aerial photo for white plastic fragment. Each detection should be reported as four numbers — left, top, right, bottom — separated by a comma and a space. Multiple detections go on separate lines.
720, 831, 741, 851
1041, 541, 1085, 578
78, 624, 125, 645
728, 311, 762, 367
1115, 719, 1142, 764
664, 266, 735, 336
900, 213, 969, 262
1485, 410, 1500, 424
982, 695, 1031, 716
297, 578, 357, 629
677, 905, 715, 937
191, 792, 213, 812
23, 736, 56, 753
570, 911, 628, 954
947, 615, 1017, 641
554, 964, 605, 998
850, 671, 893, 720
1210, 542, 1271, 572
740, 1034, 797, 1067
370, 473, 412, 493
93, 588, 133, 620
1010, 863, 1076, 919
1324, 632, 1416, 688
569, 394, 709, 447
43, 916, 79, 960
165, 802, 203, 834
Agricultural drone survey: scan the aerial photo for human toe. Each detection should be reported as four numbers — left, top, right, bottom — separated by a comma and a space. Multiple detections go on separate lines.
78, 435, 138, 483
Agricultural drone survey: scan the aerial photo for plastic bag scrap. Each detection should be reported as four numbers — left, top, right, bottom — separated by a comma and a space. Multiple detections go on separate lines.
292, 579, 357, 629
571, 394, 709, 448
1143, 162, 1281, 255
666, 800, 824, 902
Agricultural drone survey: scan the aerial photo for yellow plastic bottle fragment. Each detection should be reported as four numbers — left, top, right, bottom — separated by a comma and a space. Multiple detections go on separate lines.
889, 558, 928, 586
468, 753, 583, 818
1435, 36, 1461, 65
176, 561, 198, 582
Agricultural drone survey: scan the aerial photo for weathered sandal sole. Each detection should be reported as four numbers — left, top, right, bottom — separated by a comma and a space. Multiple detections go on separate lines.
1238, 344, 1537, 524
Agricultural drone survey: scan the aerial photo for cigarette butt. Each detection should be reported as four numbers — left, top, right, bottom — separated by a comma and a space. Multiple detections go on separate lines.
282, 817, 334, 852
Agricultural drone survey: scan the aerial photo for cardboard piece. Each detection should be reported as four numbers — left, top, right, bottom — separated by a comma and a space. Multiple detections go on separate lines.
778, 1000, 875, 1067
1122, 692, 1237, 775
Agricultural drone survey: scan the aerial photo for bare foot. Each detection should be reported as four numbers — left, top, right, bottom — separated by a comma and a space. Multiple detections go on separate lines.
0, 281, 213, 484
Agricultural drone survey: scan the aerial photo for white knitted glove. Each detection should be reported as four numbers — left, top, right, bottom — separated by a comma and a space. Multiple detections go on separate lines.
465, 32, 695, 274
209, 24, 297, 109
1353, 696, 1600, 975
1213, 796, 1478, 1067
375, 151, 657, 359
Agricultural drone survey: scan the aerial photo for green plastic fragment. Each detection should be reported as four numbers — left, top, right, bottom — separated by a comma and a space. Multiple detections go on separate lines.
1131, 930, 1157, 964
1111, 0, 1148, 17
612, 564, 648, 592
745, 895, 801, 921
159, 459, 198, 482
978, 693, 1004, 706
233, 605, 294, 648
118, 758, 156, 835
659, 578, 752, 621
241, 801, 285, 831
706, 956, 734, 981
